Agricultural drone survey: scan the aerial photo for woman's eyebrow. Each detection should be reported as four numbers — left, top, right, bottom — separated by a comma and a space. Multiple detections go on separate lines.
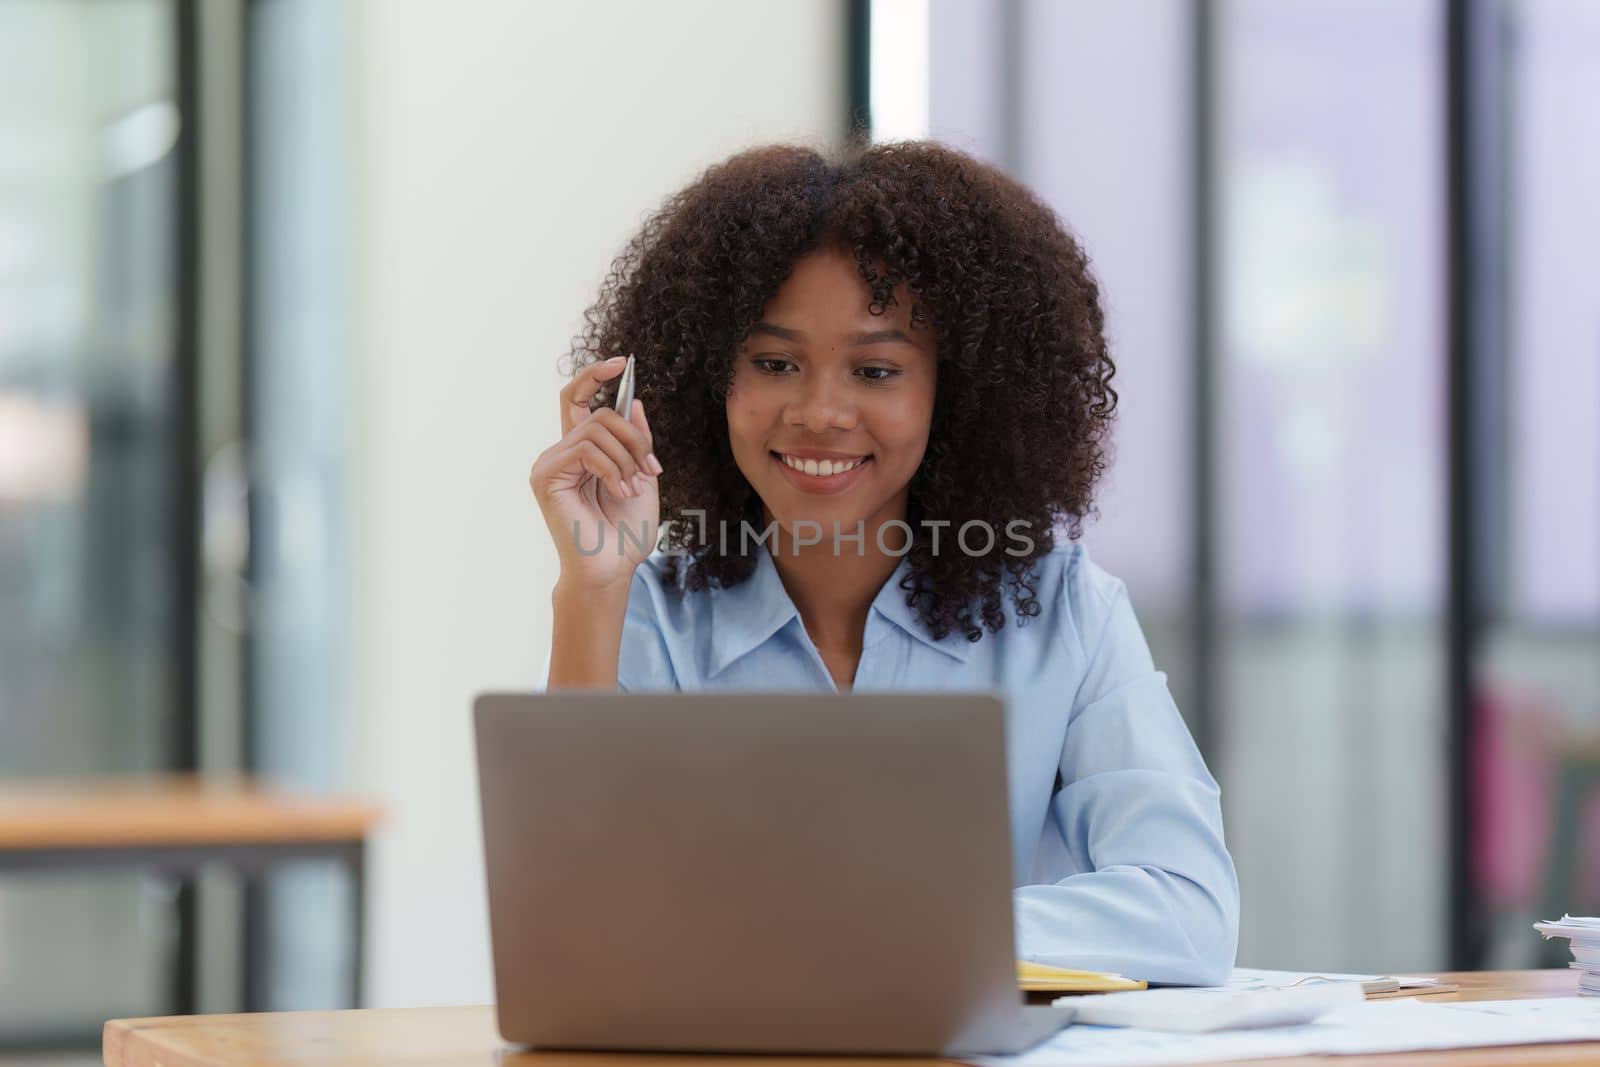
853, 328, 913, 345
748, 321, 805, 342
745, 322, 914, 346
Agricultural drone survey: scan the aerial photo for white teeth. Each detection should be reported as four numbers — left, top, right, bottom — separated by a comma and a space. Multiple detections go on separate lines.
780, 454, 864, 477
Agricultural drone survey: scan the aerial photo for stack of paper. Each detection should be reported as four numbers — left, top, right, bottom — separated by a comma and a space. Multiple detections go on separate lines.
1017, 960, 1145, 993
1535, 915, 1600, 995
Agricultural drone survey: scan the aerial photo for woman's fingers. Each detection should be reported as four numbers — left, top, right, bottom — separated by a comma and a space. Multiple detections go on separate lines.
566, 439, 632, 501
572, 407, 663, 499
629, 399, 663, 475
533, 395, 659, 508
553, 358, 662, 477
583, 406, 658, 482
530, 437, 619, 502
559, 356, 630, 435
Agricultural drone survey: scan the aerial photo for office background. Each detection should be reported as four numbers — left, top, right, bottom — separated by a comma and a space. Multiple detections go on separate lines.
1, 0, 1597, 1057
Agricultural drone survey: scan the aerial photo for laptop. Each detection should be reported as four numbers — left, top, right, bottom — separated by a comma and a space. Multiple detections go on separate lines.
473, 691, 1073, 1055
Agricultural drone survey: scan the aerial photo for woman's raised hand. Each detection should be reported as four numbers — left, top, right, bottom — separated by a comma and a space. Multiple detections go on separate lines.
530, 356, 664, 593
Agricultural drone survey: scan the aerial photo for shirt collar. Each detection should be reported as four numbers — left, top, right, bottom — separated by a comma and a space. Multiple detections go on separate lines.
707, 544, 973, 678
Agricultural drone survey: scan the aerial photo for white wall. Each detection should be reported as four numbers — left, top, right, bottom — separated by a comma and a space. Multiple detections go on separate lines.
350, 0, 845, 1008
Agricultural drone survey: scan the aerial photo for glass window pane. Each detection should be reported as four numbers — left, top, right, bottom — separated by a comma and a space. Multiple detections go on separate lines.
1478, 0, 1600, 967
1216, 0, 1447, 971
0, 0, 182, 1035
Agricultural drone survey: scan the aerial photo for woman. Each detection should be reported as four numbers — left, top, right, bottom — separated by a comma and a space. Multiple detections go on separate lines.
529, 140, 1239, 986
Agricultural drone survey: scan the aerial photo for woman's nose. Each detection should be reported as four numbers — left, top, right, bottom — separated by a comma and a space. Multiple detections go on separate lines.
784, 375, 858, 433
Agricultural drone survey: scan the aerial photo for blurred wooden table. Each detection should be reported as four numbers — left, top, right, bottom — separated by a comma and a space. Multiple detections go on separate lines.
0, 775, 381, 1015
103, 971, 1599, 1067
0, 775, 381, 851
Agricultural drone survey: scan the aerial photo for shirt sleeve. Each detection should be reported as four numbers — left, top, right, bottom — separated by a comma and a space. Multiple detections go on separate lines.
617, 562, 680, 692
1012, 556, 1240, 986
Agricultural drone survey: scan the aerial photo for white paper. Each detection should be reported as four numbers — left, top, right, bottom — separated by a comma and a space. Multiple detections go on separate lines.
1535, 915, 1600, 942
1444, 998, 1600, 1021
1316, 998, 1600, 1054
970, 1024, 1315, 1067
963, 998, 1600, 1067
1222, 967, 1441, 990
1062, 982, 1361, 1033
1573, 944, 1600, 965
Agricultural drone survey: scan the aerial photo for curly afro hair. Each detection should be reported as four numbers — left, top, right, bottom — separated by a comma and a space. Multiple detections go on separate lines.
563, 139, 1118, 644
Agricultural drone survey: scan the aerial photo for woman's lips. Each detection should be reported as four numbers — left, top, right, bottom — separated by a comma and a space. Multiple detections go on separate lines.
770, 451, 872, 494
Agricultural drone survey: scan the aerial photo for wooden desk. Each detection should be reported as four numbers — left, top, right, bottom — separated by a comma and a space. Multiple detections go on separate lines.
0, 776, 381, 1017
103, 971, 1597, 1067
0, 776, 381, 850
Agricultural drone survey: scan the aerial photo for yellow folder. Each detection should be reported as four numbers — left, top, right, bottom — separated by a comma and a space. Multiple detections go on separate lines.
1017, 959, 1147, 993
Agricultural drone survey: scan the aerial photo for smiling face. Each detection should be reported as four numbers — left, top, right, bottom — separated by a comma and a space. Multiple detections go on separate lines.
725, 247, 939, 542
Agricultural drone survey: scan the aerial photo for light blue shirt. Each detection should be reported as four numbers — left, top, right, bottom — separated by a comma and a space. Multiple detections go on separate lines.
581, 538, 1239, 986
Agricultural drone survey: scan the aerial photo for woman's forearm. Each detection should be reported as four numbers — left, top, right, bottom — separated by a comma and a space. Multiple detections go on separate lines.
547, 579, 632, 689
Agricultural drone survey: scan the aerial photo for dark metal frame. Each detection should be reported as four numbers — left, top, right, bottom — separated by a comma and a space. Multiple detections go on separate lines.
172, 0, 206, 1020
1445, 0, 1476, 976
847, 0, 871, 136
239, 0, 268, 1011
1446, 0, 1505, 972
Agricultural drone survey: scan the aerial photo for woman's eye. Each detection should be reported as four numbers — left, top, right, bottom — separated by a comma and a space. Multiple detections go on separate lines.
748, 358, 898, 382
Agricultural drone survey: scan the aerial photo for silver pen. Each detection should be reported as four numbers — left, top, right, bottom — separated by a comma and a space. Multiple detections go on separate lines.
611, 354, 636, 416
